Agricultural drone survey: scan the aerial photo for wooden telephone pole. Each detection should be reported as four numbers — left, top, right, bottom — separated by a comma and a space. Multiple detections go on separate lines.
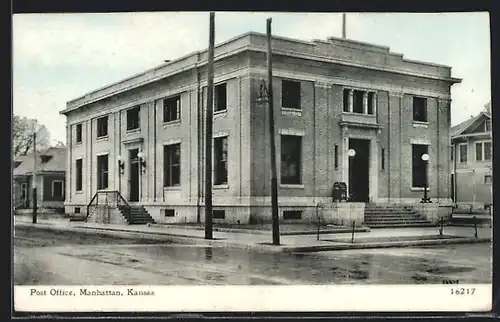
32, 132, 37, 224
204, 12, 215, 239
267, 18, 280, 246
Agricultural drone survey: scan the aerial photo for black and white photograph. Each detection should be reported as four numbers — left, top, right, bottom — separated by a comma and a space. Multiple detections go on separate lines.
12, 11, 492, 312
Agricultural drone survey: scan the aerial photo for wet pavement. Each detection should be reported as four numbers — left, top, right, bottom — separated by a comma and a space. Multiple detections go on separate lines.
14, 225, 492, 285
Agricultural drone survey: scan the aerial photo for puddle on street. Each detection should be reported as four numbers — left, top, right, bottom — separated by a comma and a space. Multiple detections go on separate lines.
14, 228, 492, 285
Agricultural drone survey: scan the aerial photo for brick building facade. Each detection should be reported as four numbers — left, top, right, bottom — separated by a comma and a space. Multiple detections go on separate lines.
60, 32, 461, 224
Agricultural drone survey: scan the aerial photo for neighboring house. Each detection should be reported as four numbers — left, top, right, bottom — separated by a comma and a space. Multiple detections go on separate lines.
13, 147, 66, 211
60, 32, 460, 224
450, 111, 492, 208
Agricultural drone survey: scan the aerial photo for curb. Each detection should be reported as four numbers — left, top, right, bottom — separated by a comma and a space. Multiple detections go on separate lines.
280, 237, 492, 253
151, 224, 371, 236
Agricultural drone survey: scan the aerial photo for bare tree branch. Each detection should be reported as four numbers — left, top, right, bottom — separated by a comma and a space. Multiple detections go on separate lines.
13, 115, 51, 158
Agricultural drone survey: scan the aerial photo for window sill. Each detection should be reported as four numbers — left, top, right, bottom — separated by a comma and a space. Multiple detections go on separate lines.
163, 119, 181, 126
163, 186, 181, 191
411, 187, 431, 192
280, 184, 305, 189
342, 111, 375, 116
214, 184, 229, 190
214, 110, 227, 119
281, 108, 302, 116
75, 190, 83, 194
96, 135, 109, 141
126, 128, 141, 134
413, 121, 429, 128
75, 142, 82, 146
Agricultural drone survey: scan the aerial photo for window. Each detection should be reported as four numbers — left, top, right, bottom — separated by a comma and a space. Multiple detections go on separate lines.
485, 120, 491, 132
281, 135, 302, 184
40, 155, 52, 163
74, 207, 80, 214
214, 83, 227, 112
451, 146, 454, 161
126, 107, 140, 131
75, 158, 83, 191
485, 175, 493, 184
381, 148, 385, 171
97, 116, 108, 138
413, 97, 427, 122
163, 143, 181, 187
164, 209, 175, 217
52, 180, 64, 198
367, 92, 375, 115
21, 183, 27, 199
476, 142, 483, 161
214, 136, 228, 185
343, 89, 350, 112
412, 144, 428, 188
476, 141, 492, 161
484, 142, 492, 161
353, 90, 364, 113
283, 210, 302, 220
459, 144, 468, 163
213, 210, 226, 219
163, 95, 181, 122
97, 155, 109, 190
334, 145, 339, 169
76, 124, 82, 143
281, 80, 301, 110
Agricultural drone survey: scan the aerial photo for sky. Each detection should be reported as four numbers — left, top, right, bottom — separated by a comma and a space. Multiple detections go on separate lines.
12, 12, 491, 144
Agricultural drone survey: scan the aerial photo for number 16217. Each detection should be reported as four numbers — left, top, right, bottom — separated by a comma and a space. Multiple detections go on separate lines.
451, 288, 475, 295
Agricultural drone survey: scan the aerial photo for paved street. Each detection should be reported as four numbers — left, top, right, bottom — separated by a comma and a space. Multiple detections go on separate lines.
14, 225, 492, 285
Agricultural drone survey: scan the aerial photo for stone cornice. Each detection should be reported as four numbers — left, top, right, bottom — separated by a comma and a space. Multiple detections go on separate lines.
61, 32, 460, 116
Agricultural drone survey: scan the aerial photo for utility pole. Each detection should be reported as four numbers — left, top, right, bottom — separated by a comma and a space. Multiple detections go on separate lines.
204, 12, 215, 240
32, 132, 37, 224
342, 13, 347, 39
267, 18, 280, 245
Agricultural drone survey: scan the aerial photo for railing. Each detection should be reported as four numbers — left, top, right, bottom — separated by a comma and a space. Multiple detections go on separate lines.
85, 190, 131, 222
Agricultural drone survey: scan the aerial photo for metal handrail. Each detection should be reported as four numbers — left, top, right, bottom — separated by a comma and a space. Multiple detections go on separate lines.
86, 190, 131, 222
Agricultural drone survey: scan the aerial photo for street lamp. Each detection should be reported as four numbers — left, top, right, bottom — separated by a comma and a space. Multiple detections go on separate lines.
347, 148, 356, 201
137, 151, 146, 174
117, 155, 125, 175
420, 153, 432, 203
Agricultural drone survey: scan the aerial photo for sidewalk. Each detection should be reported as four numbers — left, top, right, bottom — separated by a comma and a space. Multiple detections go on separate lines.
14, 216, 492, 253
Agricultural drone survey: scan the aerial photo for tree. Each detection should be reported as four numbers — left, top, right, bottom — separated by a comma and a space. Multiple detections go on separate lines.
484, 101, 492, 114
13, 115, 51, 158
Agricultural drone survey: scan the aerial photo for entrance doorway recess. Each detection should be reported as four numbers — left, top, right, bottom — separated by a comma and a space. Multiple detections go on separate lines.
129, 148, 140, 202
348, 138, 370, 202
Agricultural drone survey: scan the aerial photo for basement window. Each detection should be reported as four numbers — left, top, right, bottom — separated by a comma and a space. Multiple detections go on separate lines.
283, 210, 302, 220
213, 210, 226, 219
164, 209, 175, 217
74, 207, 80, 214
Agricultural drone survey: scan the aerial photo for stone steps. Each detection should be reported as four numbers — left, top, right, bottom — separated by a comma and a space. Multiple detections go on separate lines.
364, 204, 432, 228
118, 206, 155, 225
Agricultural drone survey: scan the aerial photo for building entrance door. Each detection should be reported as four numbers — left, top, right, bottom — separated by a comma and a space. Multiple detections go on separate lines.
348, 138, 370, 202
129, 148, 140, 202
